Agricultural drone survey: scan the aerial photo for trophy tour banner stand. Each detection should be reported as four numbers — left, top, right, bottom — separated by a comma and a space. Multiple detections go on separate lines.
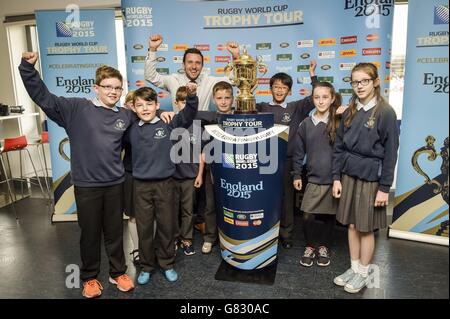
389, 0, 448, 246
203, 48, 289, 284
35, 9, 118, 222
205, 114, 288, 284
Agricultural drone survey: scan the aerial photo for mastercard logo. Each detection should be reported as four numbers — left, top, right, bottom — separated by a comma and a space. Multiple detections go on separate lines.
135, 80, 146, 87
158, 91, 169, 99
366, 34, 379, 42
253, 220, 262, 226
299, 88, 310, 96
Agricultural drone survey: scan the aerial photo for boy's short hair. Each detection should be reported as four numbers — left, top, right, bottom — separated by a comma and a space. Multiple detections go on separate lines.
95, 65, 123, 85
125, 90, 135, 105
213, 81, 233, 96
183, 48, 204, 64
133, 87, 158, 103
270, 73, 293, 90
176, 86, 187, 102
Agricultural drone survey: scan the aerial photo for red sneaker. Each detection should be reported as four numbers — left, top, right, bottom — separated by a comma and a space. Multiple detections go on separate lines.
82, 279, 103, 298
109, 274, 134, 292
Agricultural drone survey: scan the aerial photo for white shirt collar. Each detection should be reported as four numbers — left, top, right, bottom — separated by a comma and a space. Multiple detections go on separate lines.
356, 97, 377, 112
269, 101, 288, 109
91, 97, 119, 112
139, 116, 161, 126
311, 110, 329, 126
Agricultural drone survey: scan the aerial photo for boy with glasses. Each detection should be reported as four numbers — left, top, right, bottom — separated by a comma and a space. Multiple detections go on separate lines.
19, 52, 136, 298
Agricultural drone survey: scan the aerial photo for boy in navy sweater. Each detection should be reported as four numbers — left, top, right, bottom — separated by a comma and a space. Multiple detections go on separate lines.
172, 86, 205, 256
124, 84, 198, 285
19, 52, 135, 298
256, 61, 318, 249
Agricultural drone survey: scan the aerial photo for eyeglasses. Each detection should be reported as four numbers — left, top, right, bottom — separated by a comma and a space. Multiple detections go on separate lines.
98, 85, 123, 92
272, 85, 290, 91
350, 79, 373, 88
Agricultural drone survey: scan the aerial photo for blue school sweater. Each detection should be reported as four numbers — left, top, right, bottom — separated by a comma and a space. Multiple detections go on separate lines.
256, 76, 317, 157
19, 59, 136, 187
332, 100, 399, 193
125, 96, 198, 180
292, 114, 335, 185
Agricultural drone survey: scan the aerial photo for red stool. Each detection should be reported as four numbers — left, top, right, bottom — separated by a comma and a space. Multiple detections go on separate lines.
29, 131, 52, 199
0, 135, 47, 219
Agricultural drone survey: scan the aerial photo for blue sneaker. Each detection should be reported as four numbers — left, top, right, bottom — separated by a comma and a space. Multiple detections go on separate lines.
137, 271, 151, 285
164, 269, 178, 282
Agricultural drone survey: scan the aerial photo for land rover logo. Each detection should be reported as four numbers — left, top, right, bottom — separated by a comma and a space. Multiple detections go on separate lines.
133, 44, 144, 50
177, 69, 185, 74
300, 53, 310, 59
156, 57, 166, 62
236, 214, 247, 220
280, 42, 290, 48
343, 76, 352, 82
321, 64, 332, 70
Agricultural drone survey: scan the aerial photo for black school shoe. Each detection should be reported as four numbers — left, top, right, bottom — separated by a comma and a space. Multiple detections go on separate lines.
316, 246, 331, 267
281, 239, 293, 249
300, 246, 315, 267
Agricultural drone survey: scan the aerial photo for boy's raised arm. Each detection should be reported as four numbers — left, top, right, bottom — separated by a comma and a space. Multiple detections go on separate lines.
19, 52, 78, 128
170, 82, 199, 129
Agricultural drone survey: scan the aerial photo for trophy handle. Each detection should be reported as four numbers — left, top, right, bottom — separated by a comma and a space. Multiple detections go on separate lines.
225, 62, 239, 86
411, 135, 442, 194
256, 56, 268, 76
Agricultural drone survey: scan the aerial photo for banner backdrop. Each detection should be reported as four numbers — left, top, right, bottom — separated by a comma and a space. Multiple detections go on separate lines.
390, 0, 449, 245
36, 9, 118, 222
121, 0, 395, 110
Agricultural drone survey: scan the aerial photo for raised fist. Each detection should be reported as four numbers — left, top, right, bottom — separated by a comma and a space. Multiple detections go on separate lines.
149, 34, 163, 52
226, 41, 240, 60
309, 59, 317, 76
186, 82, 198, 96
22, 52, 39, 65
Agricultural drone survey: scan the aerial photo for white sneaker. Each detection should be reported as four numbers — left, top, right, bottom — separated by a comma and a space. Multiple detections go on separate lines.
344, 273, 368, 293
334, 268, 356, 287
201, 242, 212, 254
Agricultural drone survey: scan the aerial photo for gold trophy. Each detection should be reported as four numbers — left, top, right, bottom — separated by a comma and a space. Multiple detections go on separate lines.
412, 135, 449, 204
226, 47, 266, 114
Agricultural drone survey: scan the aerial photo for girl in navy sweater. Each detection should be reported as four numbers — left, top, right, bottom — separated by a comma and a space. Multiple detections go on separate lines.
332, 63, 399, 293
292, 82, 341, 268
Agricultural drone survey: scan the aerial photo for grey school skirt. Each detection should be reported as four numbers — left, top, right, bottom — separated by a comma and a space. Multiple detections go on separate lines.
301, 183, 338, 215
336, 174, 387, 232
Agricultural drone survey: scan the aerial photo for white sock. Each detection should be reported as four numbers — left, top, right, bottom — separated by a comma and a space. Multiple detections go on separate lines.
358, 263, 370, 278
128, 219, 139, 251
351, 259, 360, 273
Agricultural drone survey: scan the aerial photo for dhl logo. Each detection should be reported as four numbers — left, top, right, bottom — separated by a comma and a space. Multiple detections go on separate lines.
173, 44, 189, 51
319, 38, 336, 46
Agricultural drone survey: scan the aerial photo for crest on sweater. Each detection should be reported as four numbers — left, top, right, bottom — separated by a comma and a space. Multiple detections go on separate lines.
364, 116, 376, 129
154, 128, 167, 139
114, 119, 126, 131
190, 133, 198, 145
281, 113, 291, 123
